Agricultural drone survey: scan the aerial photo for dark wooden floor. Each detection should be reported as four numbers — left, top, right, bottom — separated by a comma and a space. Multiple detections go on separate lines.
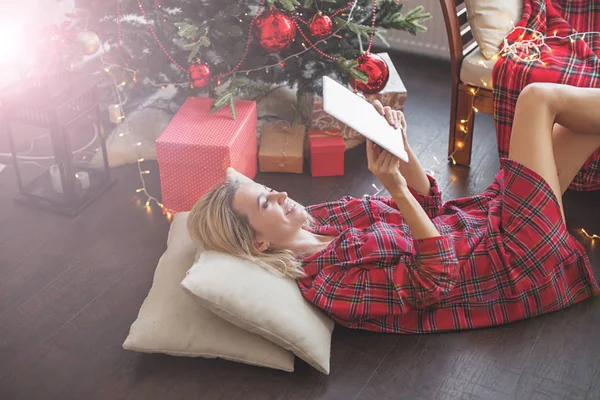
1, 53, 599, 400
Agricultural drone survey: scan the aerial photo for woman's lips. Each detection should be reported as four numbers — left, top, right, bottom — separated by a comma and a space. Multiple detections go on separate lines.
286, 202, 295, 215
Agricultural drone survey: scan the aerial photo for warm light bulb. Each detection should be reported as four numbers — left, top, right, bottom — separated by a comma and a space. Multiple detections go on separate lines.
145, 200, 151, 207
136, 188, 144, 193
473, 107, 479, 113
119, 133, 125, 137
460, 119, 467, 123
450, 155, 457, 165
141, 170, 150, 174
114, 104, 120, 108
138, 158, 145, 162
581, 228, 600, 240
457, 142, 464, 148
136, 142, 142, 146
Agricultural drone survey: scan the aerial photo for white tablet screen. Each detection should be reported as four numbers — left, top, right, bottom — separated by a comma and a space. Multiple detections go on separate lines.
322, 76, 408, 162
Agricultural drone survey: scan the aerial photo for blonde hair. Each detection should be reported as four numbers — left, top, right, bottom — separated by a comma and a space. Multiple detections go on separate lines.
187, 180, 316, 279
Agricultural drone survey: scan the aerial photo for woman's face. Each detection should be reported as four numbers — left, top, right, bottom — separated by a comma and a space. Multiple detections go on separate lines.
232, 182, 307, 250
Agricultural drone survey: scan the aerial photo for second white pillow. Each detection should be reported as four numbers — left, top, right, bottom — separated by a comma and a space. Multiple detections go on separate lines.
181, 250, 335, 374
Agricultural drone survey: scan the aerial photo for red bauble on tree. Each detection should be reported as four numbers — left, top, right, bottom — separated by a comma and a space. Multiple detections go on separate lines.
254, 9, 297, 53
349, 52, 390, 94
309, 12, 333, 39
189, 62, 212, 87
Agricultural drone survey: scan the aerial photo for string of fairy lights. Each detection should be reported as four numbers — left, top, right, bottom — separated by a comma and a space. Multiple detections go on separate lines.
99, 6, 599, 243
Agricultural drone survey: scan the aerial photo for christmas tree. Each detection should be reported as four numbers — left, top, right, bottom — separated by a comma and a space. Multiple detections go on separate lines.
90, 0, 430, 116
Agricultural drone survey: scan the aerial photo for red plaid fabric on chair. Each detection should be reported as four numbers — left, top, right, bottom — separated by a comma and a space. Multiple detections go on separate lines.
493, 0, 600, 191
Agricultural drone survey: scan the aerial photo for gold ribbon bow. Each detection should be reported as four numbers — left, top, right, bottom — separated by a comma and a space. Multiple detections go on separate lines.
308, 130, 342, 139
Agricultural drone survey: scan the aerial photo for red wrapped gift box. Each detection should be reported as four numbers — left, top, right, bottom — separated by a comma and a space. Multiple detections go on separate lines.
308, 129, 345, 177
156, 97, 257, 213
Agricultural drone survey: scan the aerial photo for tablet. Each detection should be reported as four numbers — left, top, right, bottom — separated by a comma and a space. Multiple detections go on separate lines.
322, 76, 408, 162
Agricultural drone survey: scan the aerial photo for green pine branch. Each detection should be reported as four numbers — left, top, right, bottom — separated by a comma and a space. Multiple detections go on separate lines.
378, 5, 432, 34
333, 17, 378, 39
209, 78, 274, 119
337, 57, 368, 84
267, 0, 301, 12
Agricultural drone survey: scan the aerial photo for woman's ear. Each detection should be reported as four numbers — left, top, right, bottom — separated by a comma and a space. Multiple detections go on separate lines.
254, 238, 269, 253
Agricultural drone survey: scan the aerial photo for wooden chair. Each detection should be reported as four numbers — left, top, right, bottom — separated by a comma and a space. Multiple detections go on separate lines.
439, 0, 496, 166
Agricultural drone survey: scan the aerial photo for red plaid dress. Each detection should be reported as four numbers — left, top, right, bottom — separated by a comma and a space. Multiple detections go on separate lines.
298, 159, 600, 334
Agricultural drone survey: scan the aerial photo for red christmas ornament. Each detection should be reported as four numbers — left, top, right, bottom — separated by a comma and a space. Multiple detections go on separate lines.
309, 12, 333, 39
189, 62, 212, 87
349, 52, 389, 94
254, 9, 297, 53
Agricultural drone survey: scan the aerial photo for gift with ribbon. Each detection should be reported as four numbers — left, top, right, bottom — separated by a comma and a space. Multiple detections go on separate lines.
308, 129, 345, 177
258, 121, 306, 174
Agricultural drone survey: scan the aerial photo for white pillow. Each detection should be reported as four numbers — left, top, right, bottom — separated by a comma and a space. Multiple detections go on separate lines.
122, 212, 295, 372
226, 167, 255, 185
181, 251, 335, 374
464, 0, 523, 60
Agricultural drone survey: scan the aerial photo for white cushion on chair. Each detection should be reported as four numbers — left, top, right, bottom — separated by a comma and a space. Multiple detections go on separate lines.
460, 50, 496, 89
464, 0, 523, 60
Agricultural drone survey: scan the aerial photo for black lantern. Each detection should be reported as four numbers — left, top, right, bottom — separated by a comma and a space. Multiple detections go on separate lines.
1, 68, 116, 217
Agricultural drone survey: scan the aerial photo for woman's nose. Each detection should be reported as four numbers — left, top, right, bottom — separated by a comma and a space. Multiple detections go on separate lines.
278, 192, 288, 203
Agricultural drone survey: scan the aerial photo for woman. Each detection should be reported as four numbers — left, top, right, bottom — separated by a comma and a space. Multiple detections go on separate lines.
188, 83, 600, 334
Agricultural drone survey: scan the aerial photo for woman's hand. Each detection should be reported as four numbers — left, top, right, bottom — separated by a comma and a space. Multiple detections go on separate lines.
366, 138, 407, 193
371, 99, 408, 147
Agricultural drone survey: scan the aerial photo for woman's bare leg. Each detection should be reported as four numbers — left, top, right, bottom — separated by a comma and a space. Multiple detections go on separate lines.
552, 124, 600, 194
508, 83, 600, 223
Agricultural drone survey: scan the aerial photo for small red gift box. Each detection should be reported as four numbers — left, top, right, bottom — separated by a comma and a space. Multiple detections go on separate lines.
156, 97, 257, 213
308, 129, 345, 177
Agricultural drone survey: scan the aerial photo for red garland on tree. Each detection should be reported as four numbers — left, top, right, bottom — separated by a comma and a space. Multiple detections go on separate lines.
189, 62, 212, 87
349, 52, 389, 94
309, 12, 333, 39
254, 9, 297, 53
